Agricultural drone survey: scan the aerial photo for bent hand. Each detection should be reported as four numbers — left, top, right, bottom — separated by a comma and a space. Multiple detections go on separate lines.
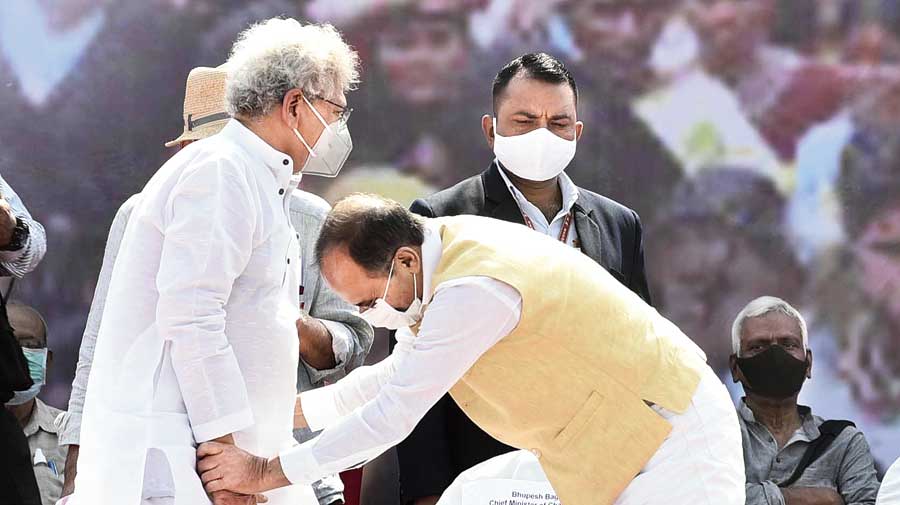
197, 442, 269, 496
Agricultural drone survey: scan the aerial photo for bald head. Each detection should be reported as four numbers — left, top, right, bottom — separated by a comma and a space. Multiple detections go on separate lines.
315, 193, 425, 276
315, 194, 426, 315
8, 303, 48, 349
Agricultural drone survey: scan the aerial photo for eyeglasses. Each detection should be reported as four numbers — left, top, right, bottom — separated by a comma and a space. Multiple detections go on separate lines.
313, 95, 353, 125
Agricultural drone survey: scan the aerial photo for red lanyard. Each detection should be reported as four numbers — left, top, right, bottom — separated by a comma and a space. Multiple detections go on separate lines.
521, 211, 574, 243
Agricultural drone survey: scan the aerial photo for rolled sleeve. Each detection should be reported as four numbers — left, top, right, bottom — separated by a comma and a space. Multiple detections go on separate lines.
299, 318, 355, 383
321, 319, 352, 368
745, 482, 786, 505
837, 431, 880, 505
0, 174, 47, 277
56, 410, 81, 447
191, 407, 255, 443
155, 160, 258, 442
303, 278, 373, 385
292, 195, 374, 386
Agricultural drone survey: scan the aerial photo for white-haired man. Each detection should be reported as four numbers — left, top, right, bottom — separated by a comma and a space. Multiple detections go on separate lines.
58, 65, 371, 505
731, 296, 880, 505
70, 18, 359, 505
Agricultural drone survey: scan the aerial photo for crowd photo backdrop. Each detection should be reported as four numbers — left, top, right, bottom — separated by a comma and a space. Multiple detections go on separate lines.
3, 0, 900, 472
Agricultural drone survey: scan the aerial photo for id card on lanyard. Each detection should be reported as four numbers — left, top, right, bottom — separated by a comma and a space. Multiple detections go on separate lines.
520, 210, 574, 244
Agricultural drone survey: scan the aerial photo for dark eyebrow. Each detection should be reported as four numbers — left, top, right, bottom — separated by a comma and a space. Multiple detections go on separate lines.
550, 113, 573, 121
510, 111, 540, 119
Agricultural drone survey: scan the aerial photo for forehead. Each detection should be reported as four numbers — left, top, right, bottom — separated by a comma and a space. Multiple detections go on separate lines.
321, 248, 386, 303
741, 311, 802, 342
8, 307, 46, 346
497, 74, 576, 115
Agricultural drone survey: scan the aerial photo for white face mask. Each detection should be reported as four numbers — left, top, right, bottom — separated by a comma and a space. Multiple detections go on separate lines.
293, 95, 353, 178
360, 261, 423, 330
492, 117, 577, 182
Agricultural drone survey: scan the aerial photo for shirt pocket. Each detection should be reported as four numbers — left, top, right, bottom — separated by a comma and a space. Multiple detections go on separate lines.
32, 458, 63, 504
553, 390, 605, 448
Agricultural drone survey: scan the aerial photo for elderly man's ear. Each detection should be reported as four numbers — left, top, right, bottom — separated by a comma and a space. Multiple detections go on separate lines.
281, 89, 305, 126
729, 354, 741, 384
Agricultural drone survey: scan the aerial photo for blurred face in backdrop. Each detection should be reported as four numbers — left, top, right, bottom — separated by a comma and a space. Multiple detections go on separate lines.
855, 203, 900, 326
565, 0, 675, 88
687, 0, 776, 77
649, 221, 795, 372
376, 15, 469, 107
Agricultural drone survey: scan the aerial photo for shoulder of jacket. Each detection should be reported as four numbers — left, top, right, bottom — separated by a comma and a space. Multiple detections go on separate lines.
577, 186, 639, 223
289, 190, 331, 219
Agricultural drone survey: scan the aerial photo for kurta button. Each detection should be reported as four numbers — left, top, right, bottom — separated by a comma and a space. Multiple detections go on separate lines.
531, 448, 542, 459
283, 159, 289, 165
278, 189, 285, 195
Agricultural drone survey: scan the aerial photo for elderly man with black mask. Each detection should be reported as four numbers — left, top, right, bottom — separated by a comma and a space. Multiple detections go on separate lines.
731, 296, 880, 505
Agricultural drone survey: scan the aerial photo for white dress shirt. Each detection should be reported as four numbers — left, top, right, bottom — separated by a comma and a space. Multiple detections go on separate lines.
279, 222, 523, 485
74, 120, 315, 504
496, 161, 580, 248
880, 458, 900, 504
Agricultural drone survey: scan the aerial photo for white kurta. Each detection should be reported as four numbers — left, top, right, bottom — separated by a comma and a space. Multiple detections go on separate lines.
73, 120, 316, 504
880, 458, 900, 505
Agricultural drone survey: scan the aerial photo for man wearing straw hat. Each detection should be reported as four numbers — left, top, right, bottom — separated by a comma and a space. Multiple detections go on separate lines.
66, 18, 362, 505
163, 65, 234, 149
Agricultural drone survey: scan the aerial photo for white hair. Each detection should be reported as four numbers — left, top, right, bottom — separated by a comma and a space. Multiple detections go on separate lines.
731, 296, 808, 356
225, 18, 360, 118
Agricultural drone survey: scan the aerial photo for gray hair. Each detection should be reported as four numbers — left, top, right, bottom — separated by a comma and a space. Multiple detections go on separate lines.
225, 17, 360, 118
731, 296, 808, 356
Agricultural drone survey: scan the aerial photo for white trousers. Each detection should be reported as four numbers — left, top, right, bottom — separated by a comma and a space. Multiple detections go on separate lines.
613, 366, 746, 505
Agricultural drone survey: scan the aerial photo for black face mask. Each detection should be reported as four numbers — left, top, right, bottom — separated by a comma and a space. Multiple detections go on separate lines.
735, 345, 808, 399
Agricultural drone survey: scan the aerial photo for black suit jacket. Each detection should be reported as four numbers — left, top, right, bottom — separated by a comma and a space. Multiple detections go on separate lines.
395, 163, 653, 503
410, 162, 651, 301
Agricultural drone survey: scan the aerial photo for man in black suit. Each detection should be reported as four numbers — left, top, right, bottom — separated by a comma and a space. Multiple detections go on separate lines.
396, 52, 653, 505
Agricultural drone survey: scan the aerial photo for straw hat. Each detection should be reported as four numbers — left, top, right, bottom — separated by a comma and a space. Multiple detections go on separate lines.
164, 64, 230, 147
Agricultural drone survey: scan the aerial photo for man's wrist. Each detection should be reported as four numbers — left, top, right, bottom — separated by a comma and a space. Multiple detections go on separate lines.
0, 217, 28, 251
262, 457, 291, 492
0, 215, 17, 249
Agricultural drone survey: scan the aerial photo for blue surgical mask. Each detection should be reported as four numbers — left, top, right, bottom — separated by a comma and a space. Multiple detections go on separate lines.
6, 347, 47, 406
